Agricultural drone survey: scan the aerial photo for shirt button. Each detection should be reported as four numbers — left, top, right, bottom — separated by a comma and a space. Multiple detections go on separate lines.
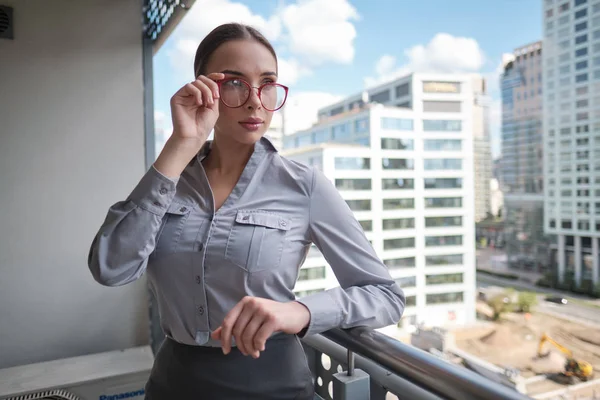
280, 220, 287, 227
159, 187, 168, 195
195, 275, 201, 284
153, 201, 162, 207
198, 306, 204, 315
179, 206, 187, 213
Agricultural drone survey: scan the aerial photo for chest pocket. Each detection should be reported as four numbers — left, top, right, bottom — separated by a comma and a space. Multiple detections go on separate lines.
225, 210, 291, 272
153, 202, 192, 257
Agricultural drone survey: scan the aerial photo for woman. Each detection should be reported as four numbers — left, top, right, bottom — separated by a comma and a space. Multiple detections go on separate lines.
88, 22, 405, 400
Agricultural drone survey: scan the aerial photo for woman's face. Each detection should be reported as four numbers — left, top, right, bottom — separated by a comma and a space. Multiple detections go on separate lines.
205, 39, 279, 146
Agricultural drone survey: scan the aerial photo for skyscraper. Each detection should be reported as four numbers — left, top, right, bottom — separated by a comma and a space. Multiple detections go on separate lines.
543, 0, 600, 290
500, 41, 552, 272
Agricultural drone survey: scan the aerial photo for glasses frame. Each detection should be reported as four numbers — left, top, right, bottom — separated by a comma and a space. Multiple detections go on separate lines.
216, 78, 289, 112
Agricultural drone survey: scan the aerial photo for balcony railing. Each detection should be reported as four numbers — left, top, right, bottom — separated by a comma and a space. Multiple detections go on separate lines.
302, 327, 532, 400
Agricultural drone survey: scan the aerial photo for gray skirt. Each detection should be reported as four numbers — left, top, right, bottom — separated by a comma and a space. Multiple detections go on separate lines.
144, 334, 315, 400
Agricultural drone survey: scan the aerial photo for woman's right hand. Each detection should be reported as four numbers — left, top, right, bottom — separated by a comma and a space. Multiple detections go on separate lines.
154, 72, 225, 178
170, 72, 225, 143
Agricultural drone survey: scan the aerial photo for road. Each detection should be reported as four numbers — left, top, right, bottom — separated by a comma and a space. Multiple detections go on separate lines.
477, 274, 600, 327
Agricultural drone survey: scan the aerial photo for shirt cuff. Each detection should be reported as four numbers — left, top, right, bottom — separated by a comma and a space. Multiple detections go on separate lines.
295, 290, 342, 337
127, 166, 179, 216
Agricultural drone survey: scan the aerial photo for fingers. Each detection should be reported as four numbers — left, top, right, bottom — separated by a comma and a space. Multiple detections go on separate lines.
220, 299, 245, 355
241, 313, 266, 358
211, 326, 222, 341
253, 315, 276, 354
197, 75, 220, 99
190, 79, 215, 107
231, 307, 253, 356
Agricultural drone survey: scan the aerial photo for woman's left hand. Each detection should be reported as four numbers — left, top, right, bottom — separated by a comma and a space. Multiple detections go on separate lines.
211, 297, 310, 358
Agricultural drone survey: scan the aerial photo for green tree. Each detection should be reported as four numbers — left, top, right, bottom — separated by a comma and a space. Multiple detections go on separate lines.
517, 291, 538, 313
488, 294, 510, 321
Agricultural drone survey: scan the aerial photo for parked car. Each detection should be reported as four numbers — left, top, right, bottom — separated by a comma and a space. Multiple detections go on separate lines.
545, 296, 568, 305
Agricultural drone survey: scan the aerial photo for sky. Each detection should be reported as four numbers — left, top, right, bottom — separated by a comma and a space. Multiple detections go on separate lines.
153, 0, 543, 158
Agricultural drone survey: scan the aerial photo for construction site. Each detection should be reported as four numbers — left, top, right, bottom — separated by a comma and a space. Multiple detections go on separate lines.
407, 293, 600, 399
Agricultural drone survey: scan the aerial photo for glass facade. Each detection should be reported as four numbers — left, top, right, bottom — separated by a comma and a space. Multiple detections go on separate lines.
335, 157, 370, 170
381, 117, 413, 130
423, 120, 462, 132
382, 178, 415, 190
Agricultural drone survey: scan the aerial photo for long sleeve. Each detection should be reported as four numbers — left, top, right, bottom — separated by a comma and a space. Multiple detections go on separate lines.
87, 166, 179, 286
296, 168, 405, 337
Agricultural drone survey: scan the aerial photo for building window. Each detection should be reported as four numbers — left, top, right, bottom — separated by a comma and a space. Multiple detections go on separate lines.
384, 237, 416, 250
312, 129, 329, 144
575, 0, 587, 6
395, 276, 416, 288
406, 295, 416, 307
381, 138, 414, 150
426, 273, 463, 285
423, 120, 462, 132
425, 216, 463, 228
424, 178, 463, 189
576, 60, 588, 70
382, 158, 414, 170
345, 199, 371, 211
576, 47, 588, 57
422, 81, 461, 93
335, 157, 370, 170
359, 220, 372, 232
575, 8, 587, 19
578, 220, 590, 230
396, 83, 410, 97
424, 158, 462, 170
576, 34, 588, 45
560, 2, 570, 12
383, 198, 415, 210
422, 101, 462, 113
576, 73, 589, 82
298, 266, 326, 281
384, 257, 416, 269
332, 122, 352, 140
562, 220, 572, 229
335, 178, 372, 190
354, 117, 369, 134
381, 117, 413, 130
423, 139, 462, 151
370, 90, 391, 103
426, 292, 464, 305
382, 178, 415, 190
425, 235, 463, 247
425, 254, 463, 266
576, 21, 588, 32
425, 197, 462, 208
383, 218, 415, 230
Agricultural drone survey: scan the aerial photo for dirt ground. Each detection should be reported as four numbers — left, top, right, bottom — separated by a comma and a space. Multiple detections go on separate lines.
454, 306, 600, 378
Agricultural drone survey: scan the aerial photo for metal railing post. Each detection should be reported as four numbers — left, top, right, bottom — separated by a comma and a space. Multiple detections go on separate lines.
332, 349, 370, 400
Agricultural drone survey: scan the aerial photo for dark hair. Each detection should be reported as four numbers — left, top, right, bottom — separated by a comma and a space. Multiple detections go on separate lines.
193, 23, 278, 77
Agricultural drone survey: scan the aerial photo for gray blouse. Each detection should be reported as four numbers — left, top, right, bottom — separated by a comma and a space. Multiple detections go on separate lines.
88, 137, 405, 347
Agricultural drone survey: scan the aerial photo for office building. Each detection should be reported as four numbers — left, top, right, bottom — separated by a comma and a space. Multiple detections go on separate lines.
543, 0, 600, 289
283, 73, 480, 328
501, 41, 553, 271
315, 73, 492, 223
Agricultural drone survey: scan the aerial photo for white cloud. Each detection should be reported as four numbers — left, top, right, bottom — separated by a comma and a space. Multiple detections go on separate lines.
280, 0, 359, 66
165, 0, 359, 83
365, 33, 486, 87
282, 91, 343, 135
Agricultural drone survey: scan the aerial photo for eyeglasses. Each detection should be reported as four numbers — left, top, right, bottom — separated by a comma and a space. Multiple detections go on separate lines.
216, 78, 289, 111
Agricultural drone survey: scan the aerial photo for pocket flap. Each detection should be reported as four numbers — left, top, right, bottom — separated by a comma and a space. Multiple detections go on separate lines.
235, 210, 291, 231
166, 202, 192, 215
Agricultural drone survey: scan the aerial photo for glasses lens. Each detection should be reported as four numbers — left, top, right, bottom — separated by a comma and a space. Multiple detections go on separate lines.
260, 84, 287, 111
220, 79, 250, 107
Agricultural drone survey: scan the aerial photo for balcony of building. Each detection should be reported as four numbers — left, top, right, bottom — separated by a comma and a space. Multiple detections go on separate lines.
0, 1, 571, 399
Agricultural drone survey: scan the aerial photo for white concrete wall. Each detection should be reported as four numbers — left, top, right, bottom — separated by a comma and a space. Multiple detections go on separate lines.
0, 0, 149, 368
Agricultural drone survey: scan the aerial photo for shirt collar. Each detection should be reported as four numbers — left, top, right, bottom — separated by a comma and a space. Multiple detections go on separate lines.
196, 136, 278, 162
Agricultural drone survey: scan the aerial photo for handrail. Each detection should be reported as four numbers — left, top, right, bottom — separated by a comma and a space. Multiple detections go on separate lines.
321, 327, 532, 400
